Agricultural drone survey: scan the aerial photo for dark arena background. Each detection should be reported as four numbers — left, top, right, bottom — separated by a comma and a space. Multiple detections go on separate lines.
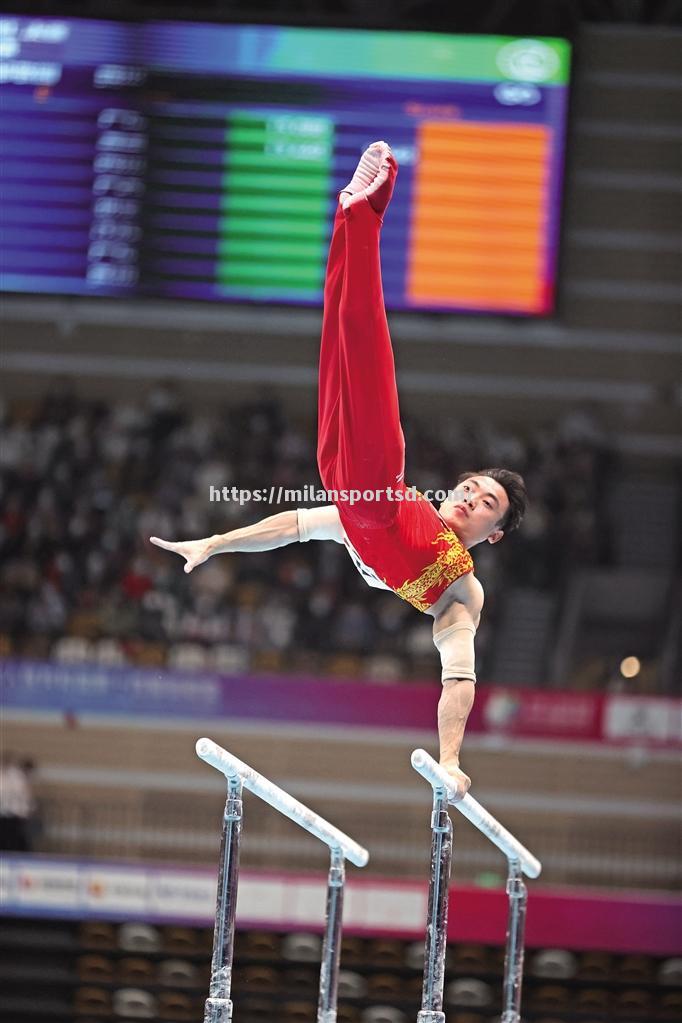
1, 2, 680, 1022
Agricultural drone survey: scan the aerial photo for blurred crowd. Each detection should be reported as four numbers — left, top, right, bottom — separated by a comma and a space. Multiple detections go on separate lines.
0, 384, 616, 682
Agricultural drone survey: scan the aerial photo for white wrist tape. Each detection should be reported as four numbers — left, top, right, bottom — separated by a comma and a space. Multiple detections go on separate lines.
433, 621, 476, 684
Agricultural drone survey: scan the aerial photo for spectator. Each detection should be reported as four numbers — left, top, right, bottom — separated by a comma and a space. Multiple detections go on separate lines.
0, 754, 37, 852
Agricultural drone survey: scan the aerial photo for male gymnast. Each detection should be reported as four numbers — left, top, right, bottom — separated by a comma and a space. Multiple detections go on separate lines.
151, 142, 527, 799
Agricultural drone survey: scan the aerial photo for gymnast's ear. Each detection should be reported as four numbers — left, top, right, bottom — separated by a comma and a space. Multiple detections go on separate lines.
486, 529, 504, 545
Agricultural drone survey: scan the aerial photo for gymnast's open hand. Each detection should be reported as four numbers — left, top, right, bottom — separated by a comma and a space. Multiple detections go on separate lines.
149, 535, 214, 574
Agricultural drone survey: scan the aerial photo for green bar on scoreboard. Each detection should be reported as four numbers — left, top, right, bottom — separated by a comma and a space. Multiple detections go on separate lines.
218, 238, 325, 261
220, 194, 328, 217
217, 262, 323, 289
219, 216, 326, 240
227, 151, 332, 175
225, 171, 328, 193
220, 111, 333, 296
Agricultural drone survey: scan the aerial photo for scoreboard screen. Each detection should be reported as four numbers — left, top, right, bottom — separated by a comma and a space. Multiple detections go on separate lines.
0, 17, 571, 315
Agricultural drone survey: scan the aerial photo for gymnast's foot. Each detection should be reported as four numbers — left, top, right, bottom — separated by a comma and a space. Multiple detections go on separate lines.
340, 141, 399, 217
439, 760, 471, 802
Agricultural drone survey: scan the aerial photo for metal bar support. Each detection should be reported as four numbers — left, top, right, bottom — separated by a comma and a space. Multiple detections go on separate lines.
501, 858, 528, 1023
317, 846, 346, 1023
203, 775, 243, 1023
416, 790, 453, 1023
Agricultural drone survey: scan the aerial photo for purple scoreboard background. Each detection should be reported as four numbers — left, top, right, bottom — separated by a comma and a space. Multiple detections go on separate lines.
0, 17, 571, 315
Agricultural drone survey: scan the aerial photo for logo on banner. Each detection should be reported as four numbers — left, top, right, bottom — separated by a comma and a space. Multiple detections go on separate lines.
603, 696, 682, 746
497, 39, 560, 82
483, 690, 521, 731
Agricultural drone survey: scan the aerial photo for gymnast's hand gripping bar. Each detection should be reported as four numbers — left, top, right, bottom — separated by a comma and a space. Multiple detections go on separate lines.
411, 749, 542, 879
196, 737, 369, 868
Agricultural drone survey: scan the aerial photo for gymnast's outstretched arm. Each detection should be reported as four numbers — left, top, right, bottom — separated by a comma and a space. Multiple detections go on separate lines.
149, 506, 343, 573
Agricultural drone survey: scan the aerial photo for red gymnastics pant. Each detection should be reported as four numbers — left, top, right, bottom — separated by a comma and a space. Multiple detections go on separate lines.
317, 198, 405, 530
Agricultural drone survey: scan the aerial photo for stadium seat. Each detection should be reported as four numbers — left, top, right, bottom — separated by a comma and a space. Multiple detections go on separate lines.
53, 636, 92, 663
158, 990, 194, 1020
530, 948, 577, 979
239, 930, 281, 959
75, 954, 114, 982
619, 953, 655, 981
237, 994, 276, 1017
240, 964, 281, 993
157, 958, 198, 986
405, 973, 426, 1001
74, 986, 111, 1016
162, 925, 199, 954
79, 922, 117, 951
369, 938, 404, 966
340, 935, 367, 966
118, 922, 161, 953
445, 977, 494, 1007
366, 973, 404, 1000
167, 642, 208, 670
210, 643, 249, 673
659, 957, 682, 984
281, 932, 322, 962
576, 987, 610, 1014
117, 956, 155, 984
616, 987, 653, 1014
404, 939, 424, 970
92, 637, 127, 665
337, 969, 368, 999
530, 984, 571, 1011
360, 1008, 408, 1023
366, 654, 402, 681
337, 1007, 362, 1023
326, 653, 363, 676
134, 640, 166, 666
577, 951, 613, 980
112, 987, 156, 1018
281, 1000, 317, 1022
659, 988, 682, 1019
450, 943, 490, 972
487, 944, 506, 974
282, 965, 318, 995
251, 650, 284, 672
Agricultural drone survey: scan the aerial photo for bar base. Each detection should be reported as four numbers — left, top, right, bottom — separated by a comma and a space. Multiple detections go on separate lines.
204, 997, 233, 1022
317, 1010, 337, 1023
500, 1013, 520, 1023
417, 1012, 446, 1023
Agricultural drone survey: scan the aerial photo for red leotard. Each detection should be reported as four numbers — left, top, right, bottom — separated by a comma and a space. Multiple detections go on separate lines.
317, 197, 473, 613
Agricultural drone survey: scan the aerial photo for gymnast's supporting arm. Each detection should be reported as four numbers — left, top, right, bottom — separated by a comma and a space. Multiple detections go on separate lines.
437, 678, 475, 800
433, 611, 479, 800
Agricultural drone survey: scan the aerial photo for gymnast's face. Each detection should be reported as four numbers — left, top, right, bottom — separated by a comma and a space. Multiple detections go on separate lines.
438, 475, 508, 548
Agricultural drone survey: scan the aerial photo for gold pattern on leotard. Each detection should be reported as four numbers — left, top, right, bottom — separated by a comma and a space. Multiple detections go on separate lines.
394, 530, 474, 612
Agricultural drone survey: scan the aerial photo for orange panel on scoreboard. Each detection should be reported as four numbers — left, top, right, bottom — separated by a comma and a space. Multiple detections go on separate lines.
408, 121, 550, 312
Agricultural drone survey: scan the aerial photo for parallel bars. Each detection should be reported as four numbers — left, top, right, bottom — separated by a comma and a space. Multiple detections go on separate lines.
411, 749, 542, 1023
196, 737, 369, 1023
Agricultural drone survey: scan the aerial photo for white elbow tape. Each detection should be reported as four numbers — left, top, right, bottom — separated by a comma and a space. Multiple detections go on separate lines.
296, 505, 344, 543
433, 621, 477, 685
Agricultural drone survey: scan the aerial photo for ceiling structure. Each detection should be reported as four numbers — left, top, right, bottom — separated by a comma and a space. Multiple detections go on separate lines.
2, 0, 680, 29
